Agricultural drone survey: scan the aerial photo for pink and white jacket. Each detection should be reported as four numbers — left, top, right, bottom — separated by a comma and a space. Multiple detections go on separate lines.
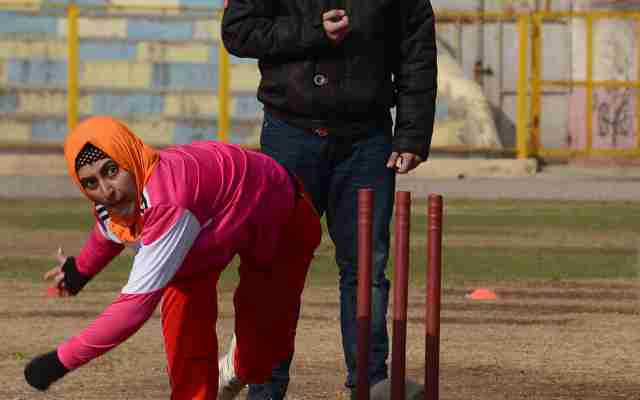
57, 141, 295, 370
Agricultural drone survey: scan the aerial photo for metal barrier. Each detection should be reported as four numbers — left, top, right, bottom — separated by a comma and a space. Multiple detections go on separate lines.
530, 11, 640, 159
437, 9, 640, 161
2, 4, 639, 162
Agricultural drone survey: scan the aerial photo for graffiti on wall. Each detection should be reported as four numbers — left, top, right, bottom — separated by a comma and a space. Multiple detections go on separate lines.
593, 88, 635, 148
591, 18, 637, 149
569, 6, 638, 152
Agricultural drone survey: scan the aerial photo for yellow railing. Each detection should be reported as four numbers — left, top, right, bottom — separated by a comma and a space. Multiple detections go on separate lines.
436, 10, 533, 159
516, 14, 530, 159
218, 42, 230, 143
3, 4, 640, 159
437, 9, 640, 160
67, 4, 78, 131
0, 1, 222, 13
0, 2, 231, 142
528, 11, 640, 159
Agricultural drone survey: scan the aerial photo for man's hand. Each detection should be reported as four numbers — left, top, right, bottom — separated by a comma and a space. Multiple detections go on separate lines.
386, 152, 423, 174
323, 9, 350, 44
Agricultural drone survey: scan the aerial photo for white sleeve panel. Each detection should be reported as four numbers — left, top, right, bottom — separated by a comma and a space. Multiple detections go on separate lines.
122, 209, 201, 294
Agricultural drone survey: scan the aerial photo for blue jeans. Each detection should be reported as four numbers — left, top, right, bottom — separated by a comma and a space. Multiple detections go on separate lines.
248, 113, 395, 399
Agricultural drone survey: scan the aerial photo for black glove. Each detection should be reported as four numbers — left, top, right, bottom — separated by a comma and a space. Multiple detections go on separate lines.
61, 256, 90, 295
24, 350, 69, 391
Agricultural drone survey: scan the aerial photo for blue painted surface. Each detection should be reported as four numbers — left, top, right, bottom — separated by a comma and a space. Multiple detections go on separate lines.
152, 63, 217, 89
79, 41, 137, 61
434, 100, 449, 120
173, 121, 217, 144
1, 6, 256, 144
0, 91, 18, 113
180, 0, 223, 7
209, 46, 257, 65
0, 13, 59, 35
93, 94, 164, 115
209, 46, 218, 63
7, 59, 67, 86
233, 95, 262, 120
69, 0, 109, 4
31, 119, 67, 142
127, 20, 194, 41
40, 0, 108, 4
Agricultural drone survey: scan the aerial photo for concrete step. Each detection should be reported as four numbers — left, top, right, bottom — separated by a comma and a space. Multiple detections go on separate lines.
411, 157, 538, 178
0, 154, 539, 178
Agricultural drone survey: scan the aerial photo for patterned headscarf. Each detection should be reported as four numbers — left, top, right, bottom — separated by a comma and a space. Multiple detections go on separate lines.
75, 143, 108, 171
64, 116, 159, 243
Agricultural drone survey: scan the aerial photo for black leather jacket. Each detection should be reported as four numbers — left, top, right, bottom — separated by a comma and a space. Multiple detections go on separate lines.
222, 0, 437, 159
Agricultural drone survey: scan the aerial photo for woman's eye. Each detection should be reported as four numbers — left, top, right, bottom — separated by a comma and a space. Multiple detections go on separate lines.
83, 180, 97, 190
107, 165, 118, 177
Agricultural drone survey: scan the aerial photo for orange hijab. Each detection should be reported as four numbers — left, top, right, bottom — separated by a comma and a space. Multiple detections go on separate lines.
64, 116, 159, 243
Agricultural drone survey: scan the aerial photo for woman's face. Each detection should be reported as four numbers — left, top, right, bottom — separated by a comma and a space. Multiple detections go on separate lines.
77, 158, 137, 217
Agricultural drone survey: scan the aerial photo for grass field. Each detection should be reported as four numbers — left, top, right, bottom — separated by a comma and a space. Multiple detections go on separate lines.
1, 197, 639, 399
2, 198, 639, 285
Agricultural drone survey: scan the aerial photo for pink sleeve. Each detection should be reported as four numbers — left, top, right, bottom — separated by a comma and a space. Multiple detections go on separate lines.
57, 290, 163, 370
76, 224, 124, 278
57, 206, 202, 370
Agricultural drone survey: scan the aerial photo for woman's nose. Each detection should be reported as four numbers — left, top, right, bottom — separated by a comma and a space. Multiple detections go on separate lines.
100, 181, 115, 199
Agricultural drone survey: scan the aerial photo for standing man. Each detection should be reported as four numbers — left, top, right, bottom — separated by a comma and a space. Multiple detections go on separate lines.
222, 0, 437, 398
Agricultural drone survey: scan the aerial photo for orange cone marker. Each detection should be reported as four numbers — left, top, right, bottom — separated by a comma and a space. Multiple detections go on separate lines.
465, 288, 498, 300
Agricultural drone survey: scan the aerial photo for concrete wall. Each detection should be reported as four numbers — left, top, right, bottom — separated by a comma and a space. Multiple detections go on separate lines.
0, 0, 261, 146
7, 0, 629, 155
0, 0, 501, 150
431, 48, 500, 148
434, 0, 640, 155
432, 0, 574, 149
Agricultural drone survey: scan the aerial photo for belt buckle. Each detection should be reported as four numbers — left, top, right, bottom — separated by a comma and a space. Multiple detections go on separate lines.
314, 128, 329, 137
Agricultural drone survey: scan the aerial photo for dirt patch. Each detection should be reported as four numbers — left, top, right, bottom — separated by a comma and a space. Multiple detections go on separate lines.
2, 281, 638, 399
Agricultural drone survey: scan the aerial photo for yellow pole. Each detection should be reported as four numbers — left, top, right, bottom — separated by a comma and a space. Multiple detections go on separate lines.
585, 14, 594, 154
636, 15, 640, 151
218, 40, 230, 143
516, 14, 530, 159
456, 18, 462, 62
530, 13, 541, 156
67, 4, 79, 131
